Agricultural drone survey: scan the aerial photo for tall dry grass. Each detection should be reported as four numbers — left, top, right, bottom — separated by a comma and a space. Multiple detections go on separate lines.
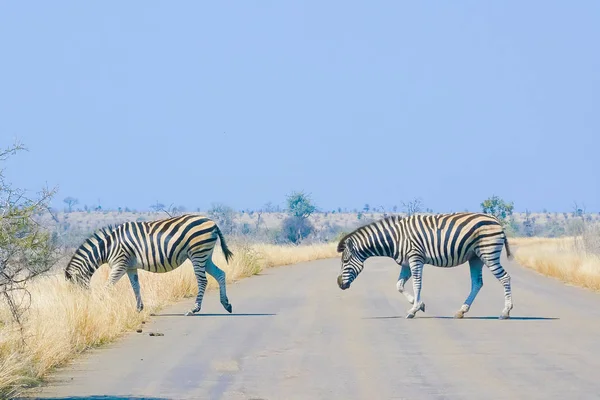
512, 234, 600, 292
0, 242, 338, 398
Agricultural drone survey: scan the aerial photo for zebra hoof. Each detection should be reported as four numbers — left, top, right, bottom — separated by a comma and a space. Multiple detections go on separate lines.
499, 314, 510, 320
405, 313, 416, 319
454, 311, 464, 319
419, 303, 426, 312
224, 303, 232, 313
184, 311, 194, 316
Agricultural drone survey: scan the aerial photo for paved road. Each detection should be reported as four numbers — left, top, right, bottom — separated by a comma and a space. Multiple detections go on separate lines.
23, 254, 600, 400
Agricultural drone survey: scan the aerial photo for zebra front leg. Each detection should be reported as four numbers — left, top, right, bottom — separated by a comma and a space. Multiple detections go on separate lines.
186, 259, 208, 316
406, 257, 425, 319
126, 269, 144, 312
396, 264, 425, 312
107, 264, 127, 286
455, 258, 483, 319
205, 259, 232, 313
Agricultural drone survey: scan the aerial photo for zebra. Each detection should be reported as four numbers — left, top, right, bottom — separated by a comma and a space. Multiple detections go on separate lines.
65, 214, 234, 316
336, 212, 514, 319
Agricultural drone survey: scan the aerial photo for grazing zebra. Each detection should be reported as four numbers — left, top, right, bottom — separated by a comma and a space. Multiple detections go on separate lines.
65, 214, 234, 316
336, 212, 514, 319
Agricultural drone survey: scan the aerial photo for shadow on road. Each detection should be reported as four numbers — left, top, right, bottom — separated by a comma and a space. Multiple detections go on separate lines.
364, 315, 559, 320
154, 313, 276, 317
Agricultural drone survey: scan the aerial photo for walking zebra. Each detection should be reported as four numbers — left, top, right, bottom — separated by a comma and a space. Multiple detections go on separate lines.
65, 214, 234, 316
336, 212, 514, 319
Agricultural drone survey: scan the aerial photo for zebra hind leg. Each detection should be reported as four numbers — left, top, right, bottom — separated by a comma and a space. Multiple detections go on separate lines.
480, 250, 513, 319
185, 258, 209, 316
205, 259, 232, 313
454, 258, 483, 319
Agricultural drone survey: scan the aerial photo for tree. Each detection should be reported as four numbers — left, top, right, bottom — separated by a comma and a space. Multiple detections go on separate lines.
480, 195, 514, 224
1, 142, 59, 324
286, 191, 316, 218
363, 204, 370, 213
522, 209, 536, 237
402, 197, 423, 216
282, 216, 314, 244
572, 201, 585, 218
283, 190, 317, 243
63, 196, 78, 213
150, 201, 165, 212
263, 201, 276, 213
207, 202, 236, 234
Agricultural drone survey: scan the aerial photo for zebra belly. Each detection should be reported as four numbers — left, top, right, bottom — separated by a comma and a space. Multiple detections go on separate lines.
425, 252, 474, 268
132, 255, 185, 273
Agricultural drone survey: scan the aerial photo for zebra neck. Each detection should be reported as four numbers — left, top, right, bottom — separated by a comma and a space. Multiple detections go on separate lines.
78, 231, 117, 272
357, 231, 396, 259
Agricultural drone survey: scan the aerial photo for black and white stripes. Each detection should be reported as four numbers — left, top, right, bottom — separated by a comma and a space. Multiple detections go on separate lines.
336, 212, 514, 319
65, 214, 234, 316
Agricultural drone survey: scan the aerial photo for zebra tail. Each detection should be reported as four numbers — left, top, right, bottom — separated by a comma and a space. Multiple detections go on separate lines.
504, 236, 513, 260
215, 225, 234, 263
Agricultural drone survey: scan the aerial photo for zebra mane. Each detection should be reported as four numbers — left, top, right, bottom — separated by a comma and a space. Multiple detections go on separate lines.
87, 224, 117, 242
336, 215, 402, 252
67, 224, 117, 265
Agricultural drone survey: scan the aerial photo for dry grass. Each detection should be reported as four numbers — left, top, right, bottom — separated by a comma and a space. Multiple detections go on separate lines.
0, 242, 338, 398
513, 236, 600, 292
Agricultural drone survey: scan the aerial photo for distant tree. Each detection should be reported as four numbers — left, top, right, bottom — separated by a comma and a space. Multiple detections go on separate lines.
480, 195, 514, 225
207, 202, 236, 234
337, 207, 342, 213
363, 204, 370, 213
150, 201, 165, 212
286, 190, 316, 219
392, 205, 398, 213
572, 201, 585, 218
263, 202, 276, 213
282, 216, 314, 244
402, 197, 423, 216
255, 209, 264, 231
63, 196, 78, 213
283, 190, 317, 243
522, 209, 536, 237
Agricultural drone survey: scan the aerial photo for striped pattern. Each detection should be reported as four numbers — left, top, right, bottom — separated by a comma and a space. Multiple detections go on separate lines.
336, 212, 514, 319
65, 214, 234, 315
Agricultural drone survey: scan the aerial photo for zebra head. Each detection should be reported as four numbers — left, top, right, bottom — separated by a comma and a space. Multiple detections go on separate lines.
65, 254, 92, 288
336, 238, 364, 290
64, 225, 115, 288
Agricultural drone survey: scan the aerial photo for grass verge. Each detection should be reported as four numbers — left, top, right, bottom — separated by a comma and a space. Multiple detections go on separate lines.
511, 236, 600, 292
0, 242, 338, 398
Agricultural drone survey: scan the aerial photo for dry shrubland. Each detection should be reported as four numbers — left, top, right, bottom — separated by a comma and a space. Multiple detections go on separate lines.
512, 229, 600, 291
0, 242, 338, 398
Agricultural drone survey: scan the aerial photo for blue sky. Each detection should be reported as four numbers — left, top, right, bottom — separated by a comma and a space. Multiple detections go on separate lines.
1, 1, 598, 213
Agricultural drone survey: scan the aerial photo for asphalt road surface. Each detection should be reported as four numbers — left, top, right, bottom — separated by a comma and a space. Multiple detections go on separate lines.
22, 253, 600, 400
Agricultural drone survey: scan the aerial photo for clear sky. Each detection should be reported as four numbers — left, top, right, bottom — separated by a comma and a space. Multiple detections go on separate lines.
1, 1, 598, 213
